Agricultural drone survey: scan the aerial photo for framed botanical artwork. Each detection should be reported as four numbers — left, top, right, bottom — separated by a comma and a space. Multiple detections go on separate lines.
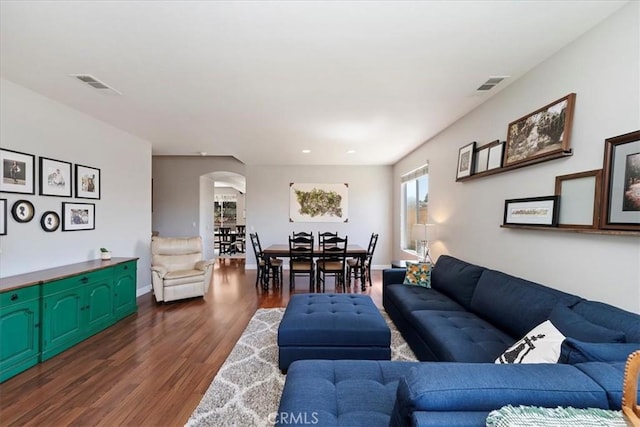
554, 170, 602, 229
0, 199, 6, 235
456, 142, 476, 180
40, 211, 61, 232
503, 196, 559, 227
289, 183, 348, 222
600, 130, 640, 231
39, 157, 72, 197
0, 148, 35, 194
11, 199, 35, 223
504, 93, 576, 168
62, 202, 95, 231
75, 164, 101, 199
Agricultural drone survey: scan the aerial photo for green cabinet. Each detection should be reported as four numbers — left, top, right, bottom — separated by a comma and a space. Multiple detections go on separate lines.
0, 258, 138, 381
113, 261, 137, 320
0, 286, 41, 383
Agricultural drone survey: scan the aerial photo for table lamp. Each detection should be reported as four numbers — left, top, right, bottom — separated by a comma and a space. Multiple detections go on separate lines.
411, 223, 434, 263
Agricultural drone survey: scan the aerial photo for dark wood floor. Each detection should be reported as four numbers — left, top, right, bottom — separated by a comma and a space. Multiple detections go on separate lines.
0, 261, 383, 426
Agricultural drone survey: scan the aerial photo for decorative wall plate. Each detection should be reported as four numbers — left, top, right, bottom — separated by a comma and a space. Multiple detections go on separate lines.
40, 211, 60, 232
11, 199, 35, 223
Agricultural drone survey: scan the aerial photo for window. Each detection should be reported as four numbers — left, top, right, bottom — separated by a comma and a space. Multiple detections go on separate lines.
401, 163, 429, 251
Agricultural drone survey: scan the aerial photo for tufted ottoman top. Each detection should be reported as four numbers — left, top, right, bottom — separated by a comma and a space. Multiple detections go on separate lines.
278, 294, 390, 347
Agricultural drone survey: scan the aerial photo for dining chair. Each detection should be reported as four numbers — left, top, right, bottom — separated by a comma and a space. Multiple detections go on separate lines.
249, 232, 283, 290
316, 235, 348, 292
317, 231, 338, 246
347, 233, 378, 289
217, 227, 234, 255
235, 225, 246, 253
288, 234, 315, 291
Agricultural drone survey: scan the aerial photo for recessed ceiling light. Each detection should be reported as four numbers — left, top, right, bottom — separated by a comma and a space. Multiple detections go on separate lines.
347, 150, 356, 154
302, 149, 311, 154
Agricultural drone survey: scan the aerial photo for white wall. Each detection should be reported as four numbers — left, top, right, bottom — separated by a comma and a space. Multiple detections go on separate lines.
245, 165, 393, 268
393, 2, 640, 313
152, 156, 246, 241
0, 79, 152, 291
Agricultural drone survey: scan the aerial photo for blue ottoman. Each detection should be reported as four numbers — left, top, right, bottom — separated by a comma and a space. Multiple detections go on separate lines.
278, 294, 391, 371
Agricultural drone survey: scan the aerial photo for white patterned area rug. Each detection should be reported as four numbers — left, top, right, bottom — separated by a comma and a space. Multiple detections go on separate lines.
185, 307, 417, 427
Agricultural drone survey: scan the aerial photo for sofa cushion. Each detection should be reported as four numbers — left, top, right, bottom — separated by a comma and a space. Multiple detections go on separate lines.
391, 363, 609, 427
495, 320, 565, 364
549, 304, 626, 343
403, 262, 432, 287
559, 338, 640, 364
574, 361, 634, 410
430, 255, 485, 310
470, 269, 583, 339
408, 310, 514, 362
276, 359, 420, 427
571, 301, 640, 343
384, 284, 466, 313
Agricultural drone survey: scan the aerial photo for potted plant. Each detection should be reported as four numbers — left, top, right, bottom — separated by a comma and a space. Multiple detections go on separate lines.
100, 247, 112, 260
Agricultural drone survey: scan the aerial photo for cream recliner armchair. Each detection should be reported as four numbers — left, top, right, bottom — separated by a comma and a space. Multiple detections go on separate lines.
151, 236, 214, 302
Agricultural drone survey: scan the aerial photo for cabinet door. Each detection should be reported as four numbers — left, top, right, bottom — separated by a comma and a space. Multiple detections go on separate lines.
41, 288, 83, 360
113, 262, 137, 319
0, 299, 40, 382
85, 280, 113, 335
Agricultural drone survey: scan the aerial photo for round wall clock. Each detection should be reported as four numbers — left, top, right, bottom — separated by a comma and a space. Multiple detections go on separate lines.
11, 199, 35, 223
40, 211, 60, 232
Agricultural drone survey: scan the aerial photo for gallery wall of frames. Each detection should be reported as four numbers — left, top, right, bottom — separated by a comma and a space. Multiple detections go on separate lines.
453, 92, 639, 235
0, 148, 101, 235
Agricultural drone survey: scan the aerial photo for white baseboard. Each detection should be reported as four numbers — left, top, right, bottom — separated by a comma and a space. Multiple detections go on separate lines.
137, 284, 152, 297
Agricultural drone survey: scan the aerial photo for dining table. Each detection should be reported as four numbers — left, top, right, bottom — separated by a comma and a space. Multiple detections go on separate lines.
262, 244, 368, 291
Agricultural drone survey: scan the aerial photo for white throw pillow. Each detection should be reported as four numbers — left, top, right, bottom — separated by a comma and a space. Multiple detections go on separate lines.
495, 320, 566, 364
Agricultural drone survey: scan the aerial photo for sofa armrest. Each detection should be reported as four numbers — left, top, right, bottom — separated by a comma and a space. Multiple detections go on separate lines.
390, 363, 608, 427
151, 265, 167, 278
195, 259, 215, 271
383, 268, 406, 286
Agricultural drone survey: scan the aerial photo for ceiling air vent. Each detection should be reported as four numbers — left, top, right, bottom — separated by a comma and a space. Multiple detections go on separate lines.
476, 76, 509, 92
70, 74, 122, 95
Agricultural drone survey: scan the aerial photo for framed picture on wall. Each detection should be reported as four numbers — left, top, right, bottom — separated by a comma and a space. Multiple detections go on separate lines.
39, 157, 72, 197
75, 164, 101, 199
0, 199, 6, 235
600, 130, 640, 231
456, 142, 476, 180
503, 196, 559, 227
62, 202, 95, 231
0, 148, 35, 194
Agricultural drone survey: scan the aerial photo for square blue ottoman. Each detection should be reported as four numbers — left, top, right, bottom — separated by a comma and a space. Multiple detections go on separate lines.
278, 294, 391, 371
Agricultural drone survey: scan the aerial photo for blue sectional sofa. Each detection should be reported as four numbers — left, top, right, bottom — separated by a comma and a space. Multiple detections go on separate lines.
276, 255, 640, 426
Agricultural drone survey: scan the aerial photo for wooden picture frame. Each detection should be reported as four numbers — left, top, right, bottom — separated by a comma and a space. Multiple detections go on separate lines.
504, 93, 576, 168
503, 196, 559, 227
0, 148, 36, 195
75, 164, 101, 200
456, 142, 476, 180
600, 130, 640, 231
62, 202, 95, 231
554, 170, 602, 229
39, 157, 73, 197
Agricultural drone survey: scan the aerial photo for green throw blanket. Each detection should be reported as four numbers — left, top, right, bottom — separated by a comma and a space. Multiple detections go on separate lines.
486, 405, 627, 427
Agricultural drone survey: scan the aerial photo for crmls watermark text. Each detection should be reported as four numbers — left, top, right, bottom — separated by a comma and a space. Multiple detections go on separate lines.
268, 411, 319, 425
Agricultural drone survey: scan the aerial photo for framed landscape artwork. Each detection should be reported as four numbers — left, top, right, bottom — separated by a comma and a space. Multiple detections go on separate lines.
39, 157, 72, 197
289, 183, 348, 222
600, 130, 640, 231
75, 164, 101, 199
0, 148, 35, 194
504, 93, 576, 167
503, 196, 559, 227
